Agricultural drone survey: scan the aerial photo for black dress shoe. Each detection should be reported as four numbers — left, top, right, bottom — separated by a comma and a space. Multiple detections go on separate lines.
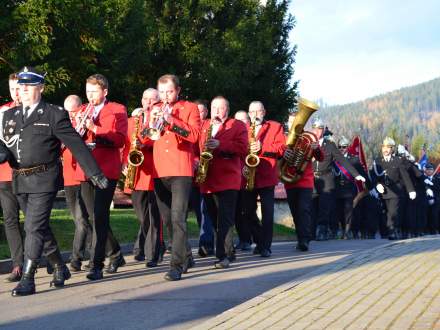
146, 260, 158, 268
46, 263, 54, 275
86, 268, 103, 281
260, 249, 271, 258
5, 266, 22, 283
182, 256, 195, 274
164, 269, 181, 281
214, 258, 230, 269
50, 264, 71, 288
253, 246, 261, 255
70, 260, 82, 272
11, 259, 38, 297
296, 241, 309, 252
105, 255, 126, 274
134, 254, 145, 262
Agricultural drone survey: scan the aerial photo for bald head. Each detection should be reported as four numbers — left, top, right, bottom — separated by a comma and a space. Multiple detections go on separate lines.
141, 88, 159, 110
234, 110, 250, 125
64, 95, 82, 113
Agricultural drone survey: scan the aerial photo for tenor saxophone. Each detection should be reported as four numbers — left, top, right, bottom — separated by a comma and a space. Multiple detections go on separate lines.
195, 122, 214, 184
125, 114, 145, 190
244, 120, 260, 191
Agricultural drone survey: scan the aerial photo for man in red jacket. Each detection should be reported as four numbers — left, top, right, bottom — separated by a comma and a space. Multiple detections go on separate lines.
199, 96, 248, 268
282, 113, 324, 251
0, 73, 23, 282
75, 74, 128, 280
63, 95, 92, 271
123, 98, 163, 268
152, 74, 201, 281
243, 101, 285, 257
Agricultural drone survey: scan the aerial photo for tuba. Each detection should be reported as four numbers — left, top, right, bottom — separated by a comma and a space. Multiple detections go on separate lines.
244, 120, 260, 191
195, 121, 214, 184
125, 114, 145, 190
279, 98, 319, 183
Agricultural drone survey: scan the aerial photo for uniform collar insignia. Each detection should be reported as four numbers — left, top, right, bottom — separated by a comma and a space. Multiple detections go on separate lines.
37, 108, 43, 114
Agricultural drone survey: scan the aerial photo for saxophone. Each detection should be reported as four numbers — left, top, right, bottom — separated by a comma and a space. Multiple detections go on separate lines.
195, 122, 214, 184
125, 114, 145, 190
279, 98, 319, 183
244, 120, 260, 191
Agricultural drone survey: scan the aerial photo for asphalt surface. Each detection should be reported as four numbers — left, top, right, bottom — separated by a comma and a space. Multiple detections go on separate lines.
0, 239, 388, 330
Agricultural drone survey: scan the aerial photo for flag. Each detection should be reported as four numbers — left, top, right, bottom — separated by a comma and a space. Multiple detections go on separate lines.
347, 136, 368, 207
418, 144, 428, 170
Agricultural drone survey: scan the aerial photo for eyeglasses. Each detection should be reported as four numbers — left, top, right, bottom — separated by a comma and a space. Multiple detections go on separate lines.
338, 146, 347, 149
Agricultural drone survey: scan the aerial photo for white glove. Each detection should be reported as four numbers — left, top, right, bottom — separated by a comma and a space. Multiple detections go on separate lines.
429, 199, 435, 205
369, 189, 379, 199
409, 191, 416, 200
376, 184, 385, 194
426, 188, 434, 197
424, 178, 434, 186
355, 175, 366, 182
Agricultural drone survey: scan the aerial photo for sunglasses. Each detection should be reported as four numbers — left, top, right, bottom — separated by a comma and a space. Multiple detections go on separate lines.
338, 146, 347, 149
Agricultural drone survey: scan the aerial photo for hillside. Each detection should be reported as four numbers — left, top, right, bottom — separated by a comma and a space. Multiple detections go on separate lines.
317, 77, 440, 161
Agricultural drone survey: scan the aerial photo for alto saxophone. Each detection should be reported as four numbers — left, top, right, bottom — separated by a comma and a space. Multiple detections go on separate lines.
125, 114, 145, 190
244, 120, 260, 191
195, 122, 214, 184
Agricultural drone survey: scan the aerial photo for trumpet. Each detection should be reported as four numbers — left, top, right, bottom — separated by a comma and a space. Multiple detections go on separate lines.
145, 102, 171, 140
75, 103, 94, 137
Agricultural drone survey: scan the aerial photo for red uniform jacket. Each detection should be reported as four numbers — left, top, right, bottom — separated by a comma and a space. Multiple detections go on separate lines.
250, 120, 285, 189
0, 102, 16, 182
151, 100, 200, 178
75, 101, 127, 181
62, 148, 80, 186
122, 114, 155, 192
199, 118, 248, 193
283, 138, 324, 189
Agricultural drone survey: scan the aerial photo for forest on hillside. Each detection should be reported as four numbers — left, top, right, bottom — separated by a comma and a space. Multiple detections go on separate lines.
318, 77, 440, 164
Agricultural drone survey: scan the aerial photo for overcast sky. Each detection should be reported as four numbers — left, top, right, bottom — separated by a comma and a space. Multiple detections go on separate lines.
289, 0, 440, 105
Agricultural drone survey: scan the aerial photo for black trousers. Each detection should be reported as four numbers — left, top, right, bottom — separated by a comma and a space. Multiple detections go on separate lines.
204, 190, 238, 260
234, 189, 255, 245
335, 196, 355, 234
383, 198, 400, 232
131, 190, 162, 262
355, 195, 379, 236
286, 187, 312, 243
80, 180, 120, 270
312, 190, 335, 230
65, 184, 92, 262
0, 181, 23, 267
154, 176, 192, 272
244, 186, 275, 251
16, 192, 60, 261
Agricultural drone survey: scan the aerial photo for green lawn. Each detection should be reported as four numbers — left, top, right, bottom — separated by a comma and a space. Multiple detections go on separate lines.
0, 208, 295, 260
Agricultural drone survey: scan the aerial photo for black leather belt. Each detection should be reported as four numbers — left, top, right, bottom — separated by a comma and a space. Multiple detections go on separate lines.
14, 160, 58, 176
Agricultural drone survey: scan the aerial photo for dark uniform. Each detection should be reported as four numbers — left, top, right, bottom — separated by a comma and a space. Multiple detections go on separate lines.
334, 153, 362, 238
370, 155, 414, 239
424, 167, 440, 235
313, 139, 361, 240
0, 67, 105, 296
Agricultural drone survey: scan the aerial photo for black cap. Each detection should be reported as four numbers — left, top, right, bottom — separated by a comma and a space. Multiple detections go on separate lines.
17, 66, 45, 85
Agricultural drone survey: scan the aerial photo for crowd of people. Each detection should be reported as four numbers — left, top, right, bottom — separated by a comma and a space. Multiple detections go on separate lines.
0, 67, 439, 298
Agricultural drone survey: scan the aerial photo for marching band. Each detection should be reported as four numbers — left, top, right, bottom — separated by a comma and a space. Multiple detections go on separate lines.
1, 67, 439, 297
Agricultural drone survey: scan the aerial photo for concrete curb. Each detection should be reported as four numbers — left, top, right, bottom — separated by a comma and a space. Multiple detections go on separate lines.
191, 237, 437, 329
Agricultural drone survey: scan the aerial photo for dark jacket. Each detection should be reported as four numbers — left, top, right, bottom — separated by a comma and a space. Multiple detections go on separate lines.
2, 100, 101, 194
370, 155, 414, 199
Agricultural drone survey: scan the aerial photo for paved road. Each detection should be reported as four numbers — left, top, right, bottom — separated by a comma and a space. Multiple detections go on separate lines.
196, 236, 440, 330
0, 239, 387, 330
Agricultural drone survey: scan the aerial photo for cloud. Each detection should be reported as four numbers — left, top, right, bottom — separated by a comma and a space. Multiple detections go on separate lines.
290, 0, 440, 104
